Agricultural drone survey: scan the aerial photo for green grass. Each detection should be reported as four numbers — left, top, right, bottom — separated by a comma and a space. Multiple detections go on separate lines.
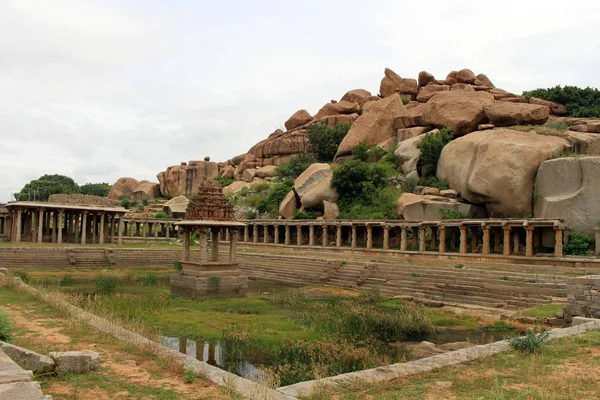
520, 304, 564, 318
304, 330, 600, 399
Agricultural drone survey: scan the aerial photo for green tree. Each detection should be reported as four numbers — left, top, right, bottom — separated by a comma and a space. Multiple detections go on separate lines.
417, 128, 454, 177
307, 121, 351, 162
80, 182, 110, 197
352, 143, 370, 162
256, 182, 293, 217
275, 153, 317, 182
523, 85, 600, 117
15, 174, 80, 201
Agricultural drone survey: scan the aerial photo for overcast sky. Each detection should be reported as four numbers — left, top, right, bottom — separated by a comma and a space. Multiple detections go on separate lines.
1, 0, 599, 202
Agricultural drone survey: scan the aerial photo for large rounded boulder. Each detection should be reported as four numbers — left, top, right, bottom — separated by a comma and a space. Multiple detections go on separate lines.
108, 177, 140, 200
335, 94, 406, 157
437, 128, 569, 217
421, 91, 494, 135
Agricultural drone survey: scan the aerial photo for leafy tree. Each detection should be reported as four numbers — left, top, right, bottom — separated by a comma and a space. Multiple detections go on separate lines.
214, 176, 234, 188
15, 174, 80, 201
331, 160, 389, 199
256, 182, 293, 217
564, 231, 591, 256
275, 153, 317, 181
153, 211, 170, 219
352, 143, 370, 162
523, 85, 600, 118
307, 121, 351, 162
417, 128, 454, 177
80, 182, 110, 197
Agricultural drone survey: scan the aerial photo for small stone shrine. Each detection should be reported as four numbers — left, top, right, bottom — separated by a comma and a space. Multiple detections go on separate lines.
170, 180, 247, 299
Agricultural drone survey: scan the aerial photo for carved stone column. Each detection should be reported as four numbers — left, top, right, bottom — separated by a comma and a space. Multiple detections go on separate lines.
284, 225, 290, 245
459, 225, 467, 254
418, 227, 426, 252
383, 225, 390, 250
400, 226, 407, 251
366, 225, 372, 249
336, 224, 342, 247
274, 225, 280, 244
482, 224, 491, 255
296, 225, 302, 246
438, 226, 446, 253
309, 225, 315, 246
525, 225, 534, 257
554, 225, 564, 258
503, 226, 511, 256
322, 225, 328, 247
351, 225, 357, 248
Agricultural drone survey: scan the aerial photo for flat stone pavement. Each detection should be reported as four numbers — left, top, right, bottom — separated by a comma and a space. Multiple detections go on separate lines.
0, 347, 50, 400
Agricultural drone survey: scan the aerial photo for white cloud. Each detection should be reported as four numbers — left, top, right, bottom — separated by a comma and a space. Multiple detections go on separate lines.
1, 0, 599, 201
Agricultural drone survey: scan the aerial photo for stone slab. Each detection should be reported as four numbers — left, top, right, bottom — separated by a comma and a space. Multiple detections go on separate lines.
0, 381, 48, 400
48, 351, 99, 374
0, 342, 55, 374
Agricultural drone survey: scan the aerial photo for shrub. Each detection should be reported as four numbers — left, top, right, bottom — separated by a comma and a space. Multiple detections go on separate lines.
59, 275, 73, 287
275, 153, 317, 180
256, 182, 293, 217
404, 177, 419, 194
441, 209, 468, 220
523, 85, 600, 117
307, 121, 351, 162
244, 210, 257, 220
184, 367, 196, 383
417, 128, 454, 177
338, 186, 400, 220
402, 97, 411, 105
292, 210, 318, 219
153, 211, 170, 219
509, 328, 550, 353
80, 183, 110, 197
419, 176, 450, 190
172, 261, 182, 272
352, 143, 370, 162
331, 160, 388, 198
14, 270, 31, 284
565, 231, 591, 256
0, 310, 14, 342
552, 150, 580, 159
214, 176, 234, 188
141, 273, 158, 287
95, 275, 118, 293
118, 195, 130, 209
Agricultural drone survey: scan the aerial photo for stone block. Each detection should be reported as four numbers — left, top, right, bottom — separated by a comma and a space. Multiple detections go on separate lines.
0, 342, 55, 374
0, 381, 48, 400
48, 351, 100, 374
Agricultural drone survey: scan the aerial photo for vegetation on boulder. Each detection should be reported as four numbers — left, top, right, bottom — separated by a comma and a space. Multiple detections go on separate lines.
417, 128, 454, 177
307, 121, 351, 162
275, 153, 317, 182
523, 85, 600, 117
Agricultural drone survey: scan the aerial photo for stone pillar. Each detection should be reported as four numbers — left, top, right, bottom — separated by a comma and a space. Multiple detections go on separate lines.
296, 225, 302, 246
524, 225, 534, 257
199, 229, 208, 263
439, 226, 446, 253
99, 213, 105, 245
418, 227, 426, 252
110, 215, 116, 244
166, 223, 171, 239
470, 227, 477, 253
459, 225, 467, 254
243, 226, 249, 243
253, 225, 259, 244
309, 225, 315, 246
51, 212, 57, 243
366, 225, 372, 249
284, 225, 290, 245
225, 229, 230, 242
351, 225, 357, 248
81, 211, 88, 245
118, 216, 124, 245
229, 229, 238, 262
336, 224, 342, 247
383, 225, 390, 250
513, 228, 520, 255
182, 229, 190, 261
15, 209, 22, 244
274, 225, 280, 244
211, 228, 220, 261
263, 225, 269, 244
429, 227, 437, 251
503, 226, 511, 256
555, 226, 564, 258
596, 228, 600, 255
494, 229, 502, 253
482, 225, 491, 255
154, 223, 159, 238
90, 214, 96, 244
37, 209, 44, 243
400, 226, 407, 251
411, 228, 418, 248
135, 222, 140, 236
322, 225, 328, 247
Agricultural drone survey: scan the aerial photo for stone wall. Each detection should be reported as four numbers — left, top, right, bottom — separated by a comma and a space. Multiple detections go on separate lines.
48, 194, 117, 207
565, 275, 600, 319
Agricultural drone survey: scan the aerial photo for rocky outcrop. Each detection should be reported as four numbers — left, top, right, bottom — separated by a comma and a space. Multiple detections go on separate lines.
223, 181, 259, 196
394, 133, 425, 177
323, 201, 339, 220
157, 160, 219, 198
418, 71, 435, 88
285, 109, 313, 131
340, 89, 373, 106
476, 73, 495, 88
255, 165, 278, 178
279, 190, 298, 219
529, 97, 567, 116
335, 94, 406, 157
107, 177, 139, 200
420, 91, 495, 135
380, 68, 418, 98
457, 68, 477, 84
48, 351, 100, 374
484, 102, 550, 126
132, 181, 161, 202
534, 157, 600, 236
294, 163, 338, 209
416, 84, 450, 102
395, 193, 483, 220
313, 100, 360, 120
437, 128, 569, 217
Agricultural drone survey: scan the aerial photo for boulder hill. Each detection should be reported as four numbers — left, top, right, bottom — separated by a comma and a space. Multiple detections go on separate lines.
110, 67, 600, 235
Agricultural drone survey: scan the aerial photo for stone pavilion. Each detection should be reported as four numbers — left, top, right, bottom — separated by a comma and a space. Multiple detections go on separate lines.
170, 181, 247, 299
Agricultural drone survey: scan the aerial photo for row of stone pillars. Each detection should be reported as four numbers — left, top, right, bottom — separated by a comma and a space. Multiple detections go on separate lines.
124, 220, 179, 239
7, 208, 124, 245
240, 222, 566, 258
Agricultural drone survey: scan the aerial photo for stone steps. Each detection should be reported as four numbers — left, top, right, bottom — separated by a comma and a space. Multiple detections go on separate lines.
0, 348, 47, 399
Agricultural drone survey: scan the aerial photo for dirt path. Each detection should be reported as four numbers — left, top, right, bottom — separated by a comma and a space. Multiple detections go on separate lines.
1, 303, 229, 400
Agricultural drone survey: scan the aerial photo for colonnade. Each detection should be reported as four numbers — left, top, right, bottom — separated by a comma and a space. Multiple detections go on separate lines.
6, 204, 125, 245
240, 219, 567, 258
123, 219, 180, 240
